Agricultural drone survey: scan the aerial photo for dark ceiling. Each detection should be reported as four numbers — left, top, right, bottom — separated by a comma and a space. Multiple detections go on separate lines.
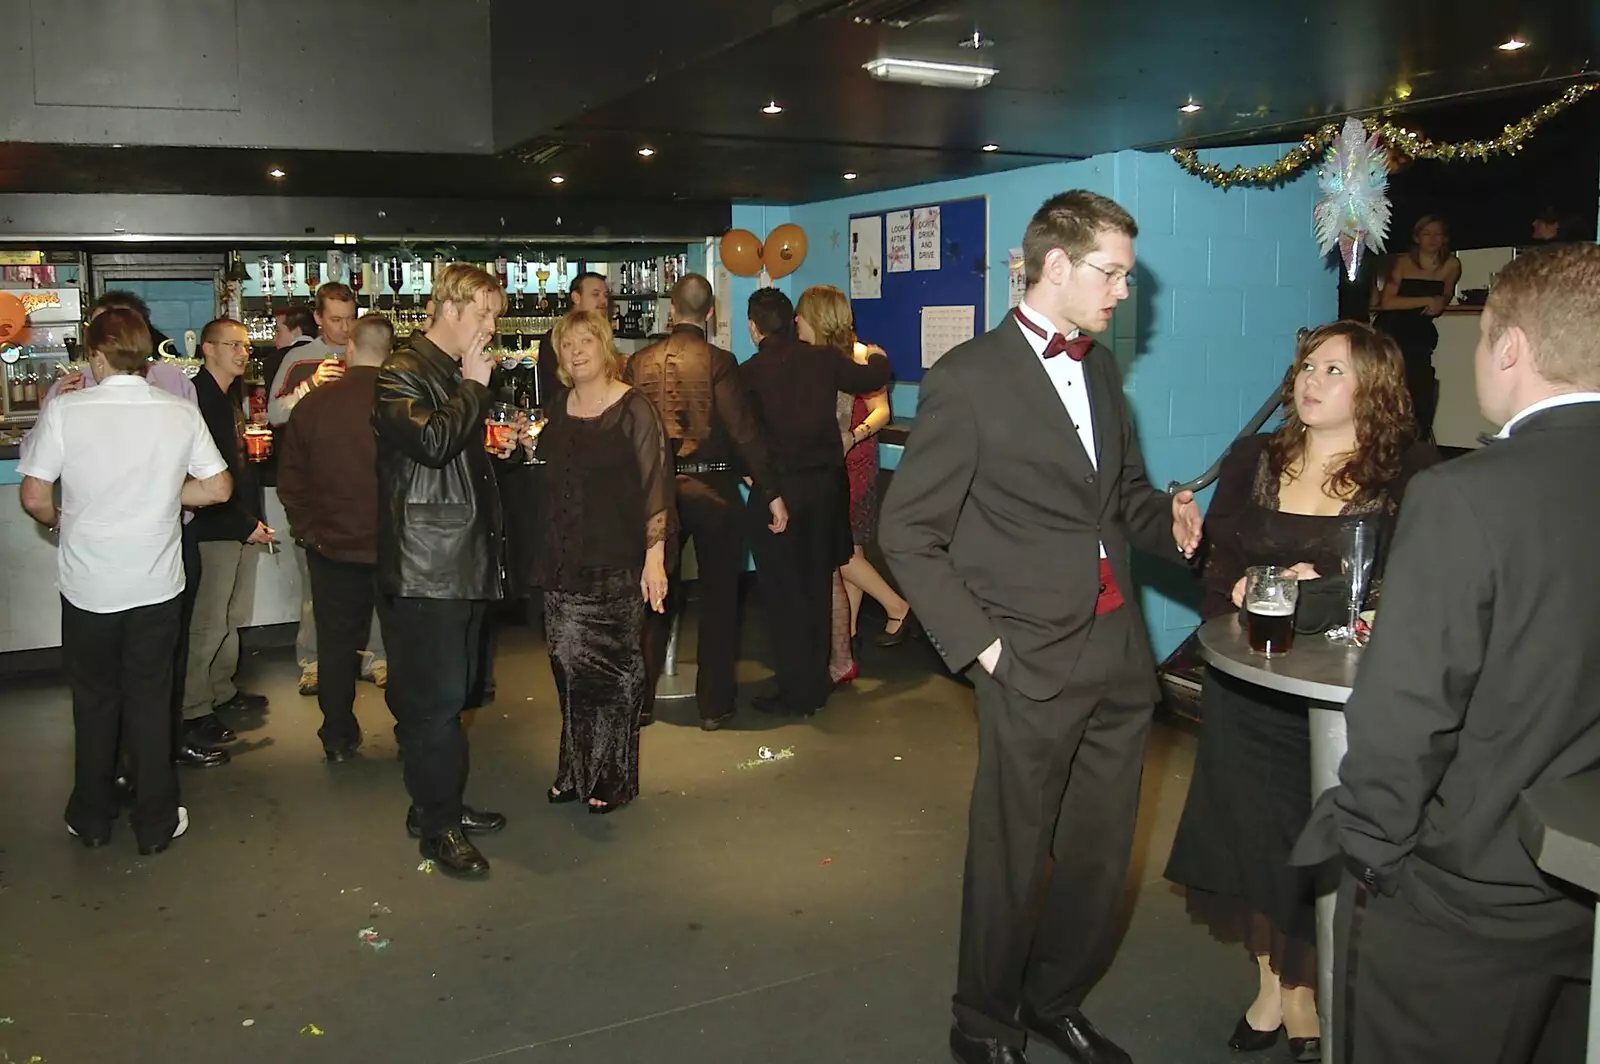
0, 0, 1594, 210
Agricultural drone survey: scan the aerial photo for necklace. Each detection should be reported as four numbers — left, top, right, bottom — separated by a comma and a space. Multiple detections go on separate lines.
573, 384, 612, 416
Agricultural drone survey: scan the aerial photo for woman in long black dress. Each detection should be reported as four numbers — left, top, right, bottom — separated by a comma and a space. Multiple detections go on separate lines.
532, 309, 672, 814
1371, 214, 1461, 441
1164, 321, 1437, 1062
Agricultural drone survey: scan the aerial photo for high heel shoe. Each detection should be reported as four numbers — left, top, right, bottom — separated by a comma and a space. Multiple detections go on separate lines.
833, 662, 859, 686
874, 610, 920, 648
1227, 1015, 1282, 1052
548, 787, 579, 804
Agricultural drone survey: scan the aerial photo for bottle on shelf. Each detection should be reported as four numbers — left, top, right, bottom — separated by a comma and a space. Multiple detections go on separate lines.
245, 353, 268, 426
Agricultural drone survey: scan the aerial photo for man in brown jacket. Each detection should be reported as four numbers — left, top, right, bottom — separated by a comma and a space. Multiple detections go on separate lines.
278, 313, 394, 761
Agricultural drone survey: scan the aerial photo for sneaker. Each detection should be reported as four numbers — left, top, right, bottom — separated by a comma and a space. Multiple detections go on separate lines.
363, 660, 388, 688
298, 666, 318, 696
138, 806, 189, 856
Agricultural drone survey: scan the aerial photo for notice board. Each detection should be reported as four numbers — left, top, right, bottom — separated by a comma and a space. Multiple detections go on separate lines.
847, 196, 988, 382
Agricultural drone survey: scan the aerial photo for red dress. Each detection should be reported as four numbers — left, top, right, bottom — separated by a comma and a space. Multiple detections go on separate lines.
845, 393, 879, 546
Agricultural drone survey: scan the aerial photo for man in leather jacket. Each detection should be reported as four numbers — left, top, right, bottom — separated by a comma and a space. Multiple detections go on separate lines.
373, 263, 509, 878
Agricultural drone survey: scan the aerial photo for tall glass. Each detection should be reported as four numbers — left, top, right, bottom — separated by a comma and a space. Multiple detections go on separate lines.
1334, 518, 1380, 647
521, 405, 547, 465
484, 401, 515, 455
1244, 565, 1299, 656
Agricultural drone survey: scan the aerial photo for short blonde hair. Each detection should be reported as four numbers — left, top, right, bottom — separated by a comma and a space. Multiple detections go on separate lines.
1488, 243, 1600, 390
431, 262, 507, 317
795, 285, 856, 354
550, 309, 619, 387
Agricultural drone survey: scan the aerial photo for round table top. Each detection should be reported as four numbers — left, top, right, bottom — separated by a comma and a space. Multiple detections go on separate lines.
1196, 614, 1360, 705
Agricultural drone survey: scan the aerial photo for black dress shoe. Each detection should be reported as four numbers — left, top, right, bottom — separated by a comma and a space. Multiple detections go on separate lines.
66, 824, 111, 848
420, 828, 489, 878
949, 1024, 1029, 1064
1019, 1005, 1130, 1064
700, 709, 737, 731
112, 775, 135, 807
875, 610, 920, 648
185, 713, 237, 745
406, 805, 508, 838
214, 691, 268, 715
1288, 1035, 1322, 1062
638, 710, 654, 727
1227, 1015, 1282, 1052
752, 694, 816, 718
176, 742, 230, 768
324, 744, 360, 763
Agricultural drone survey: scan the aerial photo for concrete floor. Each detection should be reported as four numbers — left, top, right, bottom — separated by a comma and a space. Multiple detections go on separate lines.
0, 608, 1259, 1064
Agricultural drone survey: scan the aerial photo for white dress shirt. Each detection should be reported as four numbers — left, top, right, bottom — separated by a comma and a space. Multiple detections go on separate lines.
1015, 300, 1106, 559
17, 375, 228, 613
1495, 392, 1600, 438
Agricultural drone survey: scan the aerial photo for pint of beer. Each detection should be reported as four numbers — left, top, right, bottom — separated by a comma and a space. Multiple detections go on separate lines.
1243, 565, 1298, 656
243, 425, 273, 463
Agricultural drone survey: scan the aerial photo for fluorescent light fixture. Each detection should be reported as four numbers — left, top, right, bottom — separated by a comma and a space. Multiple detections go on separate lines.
863, 57, 997, 90
550, 175, 566, 184
981, 143, 1000, 152
762, 100, 784, 114
1498, 37, 1528, 51
1179, 99, 1203, 114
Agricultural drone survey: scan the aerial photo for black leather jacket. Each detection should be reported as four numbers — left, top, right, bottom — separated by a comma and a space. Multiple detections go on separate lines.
373, 333, 503, 601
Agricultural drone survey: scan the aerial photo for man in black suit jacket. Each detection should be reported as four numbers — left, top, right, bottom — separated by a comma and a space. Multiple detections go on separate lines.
741, 287, 890, 717
1292, 242, 1600, 1063
880, 191, 1200, 1064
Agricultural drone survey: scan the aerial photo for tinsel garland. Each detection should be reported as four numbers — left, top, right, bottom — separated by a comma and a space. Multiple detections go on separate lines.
1169, 82, 1599, 189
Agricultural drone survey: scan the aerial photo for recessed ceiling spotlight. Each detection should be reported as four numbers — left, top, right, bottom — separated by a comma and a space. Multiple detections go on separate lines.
638, 147, 656, 157
268, 167, 286, 178
843, 171, 859, 180
762, 100, 784, 115
1179, 99, 1203, 114
550, 175, 566, 184
981, 143, 1000, 152
1498, 37, 1528, 51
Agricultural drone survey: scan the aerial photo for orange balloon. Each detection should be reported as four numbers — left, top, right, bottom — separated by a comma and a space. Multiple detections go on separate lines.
762, 223, 808, 279
0, 292, 25, 344
719, 229, 764, 277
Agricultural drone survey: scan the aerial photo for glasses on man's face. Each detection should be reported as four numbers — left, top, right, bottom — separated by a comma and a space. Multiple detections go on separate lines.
214, 340, 251, 351
1075, 259, 1134, 289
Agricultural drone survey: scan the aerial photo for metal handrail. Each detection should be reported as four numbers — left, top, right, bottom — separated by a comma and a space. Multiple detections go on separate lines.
1165, 327, 1307, 495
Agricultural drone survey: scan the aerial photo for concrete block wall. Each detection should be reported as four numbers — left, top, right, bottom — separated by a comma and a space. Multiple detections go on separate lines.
726, 145, 1337, 660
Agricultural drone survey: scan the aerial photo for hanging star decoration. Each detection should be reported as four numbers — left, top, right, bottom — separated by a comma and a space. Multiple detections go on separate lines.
1314, 117, 1391, 281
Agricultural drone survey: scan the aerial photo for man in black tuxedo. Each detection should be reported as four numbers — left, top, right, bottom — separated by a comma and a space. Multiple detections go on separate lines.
879, 190, 1201, 1064
741, 287, 890, 718
1292, 242, 1600, 1063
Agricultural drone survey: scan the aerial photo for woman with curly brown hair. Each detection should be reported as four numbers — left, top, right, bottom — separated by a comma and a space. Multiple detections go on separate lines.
1164, 320, 1438, 1062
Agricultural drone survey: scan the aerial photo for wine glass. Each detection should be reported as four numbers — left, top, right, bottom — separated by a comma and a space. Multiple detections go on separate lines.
522, 405, 547, 465
1335, 517, 1379, 646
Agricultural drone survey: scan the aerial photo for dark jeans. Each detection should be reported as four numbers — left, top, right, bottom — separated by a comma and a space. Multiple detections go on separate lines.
378, 595, 486, 838
643, 473, 744, 720
307, 549, 377, 751
748, 468, 846, 713
62, 595, 183, 849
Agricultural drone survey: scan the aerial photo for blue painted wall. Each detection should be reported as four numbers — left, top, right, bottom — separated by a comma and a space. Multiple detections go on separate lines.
105, 279, 217, 355
751, 145, 1337, 659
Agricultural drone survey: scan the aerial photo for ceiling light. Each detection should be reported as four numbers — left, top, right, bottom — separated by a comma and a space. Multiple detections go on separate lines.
638, 147, 656, 157
1498, 37, 1528, 51
550, 175, 565, 184
843, 172, 858, 180
1179, 99, 1203, 114
762, 100, 783, 115
981, 144, 1000, 152
958, 30, 994, 49
863, 57, 997, 90
268, 167, 286, 178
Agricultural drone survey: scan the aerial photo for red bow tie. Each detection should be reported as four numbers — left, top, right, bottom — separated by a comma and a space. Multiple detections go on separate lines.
1014, 309, 1092, 361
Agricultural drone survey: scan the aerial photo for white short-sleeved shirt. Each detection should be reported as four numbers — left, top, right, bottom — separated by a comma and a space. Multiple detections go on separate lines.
17, 374, 228, 613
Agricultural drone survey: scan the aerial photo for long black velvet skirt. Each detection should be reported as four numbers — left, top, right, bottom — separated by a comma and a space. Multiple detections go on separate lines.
544, 569, 645, 807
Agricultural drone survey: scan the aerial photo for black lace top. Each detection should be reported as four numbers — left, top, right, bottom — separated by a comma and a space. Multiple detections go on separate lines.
532, 388, 673, 592
1199, 434, 1439, 623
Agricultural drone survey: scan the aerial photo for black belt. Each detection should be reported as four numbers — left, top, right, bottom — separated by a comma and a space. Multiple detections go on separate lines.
675, 460, 731, 475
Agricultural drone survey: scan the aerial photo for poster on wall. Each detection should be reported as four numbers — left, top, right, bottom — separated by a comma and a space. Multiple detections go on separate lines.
913, 206, 942, 271
920, 304, 975, 369
886, 210, 912, 273
1007, 247, 1026, 309
849, 216, 883, 299
714, 263, 733, 350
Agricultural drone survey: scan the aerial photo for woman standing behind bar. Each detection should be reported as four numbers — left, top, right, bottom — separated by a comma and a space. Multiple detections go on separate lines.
531, 310, 672, 814
1164, 321, 1437, 1062
1372, 214, 1461, 441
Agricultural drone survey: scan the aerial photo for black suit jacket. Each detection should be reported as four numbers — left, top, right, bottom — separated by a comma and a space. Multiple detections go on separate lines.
879, 320, 1175, 702
739, 333, 890, 473
1294, 401, 1600, 952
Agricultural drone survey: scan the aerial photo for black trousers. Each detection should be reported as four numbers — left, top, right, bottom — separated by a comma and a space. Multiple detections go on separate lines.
643, 473, 744, 721
62, 595, 183, 849
306, 549, 376, 751
378, 596, 486, 838
747, 468, 846, 713
1403, 360, 1440, 441
1333, 872, 1590, 1064
956, 606, 1155, 1048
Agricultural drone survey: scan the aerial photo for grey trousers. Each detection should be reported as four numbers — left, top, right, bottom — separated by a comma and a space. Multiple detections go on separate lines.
182, 540, 249, 720
294, 543, 385, 672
